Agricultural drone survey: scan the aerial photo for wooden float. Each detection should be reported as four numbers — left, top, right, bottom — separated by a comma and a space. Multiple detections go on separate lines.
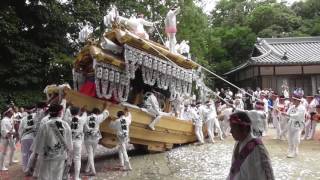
74, 28, 198, 72
64, 88, 197, 152
69, 25, 209, 152
107, 28, 198, 69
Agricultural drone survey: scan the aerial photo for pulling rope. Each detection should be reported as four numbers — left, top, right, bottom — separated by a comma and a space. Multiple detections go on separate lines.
140, 37, 251, 97
213, 93, 235, 108
144, 27, 250, 97
140, 37, 291, 115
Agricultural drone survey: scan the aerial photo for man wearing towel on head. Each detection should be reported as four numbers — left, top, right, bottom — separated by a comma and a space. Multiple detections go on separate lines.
227, 111, 274, 180
245, 101, 267, 138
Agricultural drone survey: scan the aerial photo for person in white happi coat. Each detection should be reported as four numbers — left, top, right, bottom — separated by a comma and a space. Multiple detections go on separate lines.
225, 88, 233, 100
64, 106, 87, 180
33, 102, 48, 134
227, 111, 274, 180
252, 87, 261, 102
309, 96, 320, 139
235, 90, 243, 99
270, 94, 281, 139
165, 6, 180, 53
182, 105, 192, 121
197, 103, 210, 141
33, 104, 73, 180
131, 14, 155, 39
20, 107, 28, 118
258, 93, 269, 136
0, 108, 15, 171
28, 102, 51, 177
190, 104, 204, 144
303, 96, 313, 140
18, 108, 36, 173
206, 101, 224, 141
171, 93, 185, 119
13, 107, 22, 133
309, 111, 320, 140
10, 107, 21, 163
177, 40, 190, 58
285, 94, 306, 158
84, 103, 109, 175
109, 107, 132, 170
308, 105, 320, 140
245, 101, 267, 138
304, 96, 319, 140
277, 96, 290, 140
220, 101, 234, 138
144, 90, 170, 131
234, 95, 244, 110
311, 105, 320, 138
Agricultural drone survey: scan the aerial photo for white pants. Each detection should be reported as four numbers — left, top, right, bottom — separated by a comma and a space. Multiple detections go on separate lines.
26, 152, 38, 176
38, 158, 65, 180
195, 124, 204, 143
264, 113, 269, 134
21, 138, 33, 172
309, 121, 317, 140
72, 140, 82, 180
85, 140, 98, 174
304, 119, 311, 140
305, 120, 317, 140
168, 33, 177, 53
118, 138, 131, 170
205, 119, 214, 142
221, 120, 230, 137
280, 116, 288, 140
0, 137, 16, 169
32, 154, 43, 178
288, 127, 302, 157
272, 115, 281, 139
212, 117, 223, 139
148, 111, 171, 129
176, 105, 184, 119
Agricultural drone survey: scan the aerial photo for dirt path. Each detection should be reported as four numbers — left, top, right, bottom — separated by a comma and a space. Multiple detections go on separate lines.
2, 128, 320, 180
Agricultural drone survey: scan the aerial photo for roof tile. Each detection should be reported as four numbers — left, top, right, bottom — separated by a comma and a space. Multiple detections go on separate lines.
251, 36, 320, 65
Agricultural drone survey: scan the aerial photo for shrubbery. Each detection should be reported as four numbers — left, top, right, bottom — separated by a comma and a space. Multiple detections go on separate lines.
0, 90, 45, 112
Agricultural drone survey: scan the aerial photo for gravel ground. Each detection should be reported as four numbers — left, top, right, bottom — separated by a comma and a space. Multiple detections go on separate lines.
2, 126, 320, 180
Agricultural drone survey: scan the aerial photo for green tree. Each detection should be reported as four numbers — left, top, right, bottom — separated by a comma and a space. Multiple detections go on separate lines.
1, 0, 320, 98
206, 26, 256, 74
177, 0, 210, 66
247, 3, 301, 36
292, 0, 320, 19
212, 0, 256, 27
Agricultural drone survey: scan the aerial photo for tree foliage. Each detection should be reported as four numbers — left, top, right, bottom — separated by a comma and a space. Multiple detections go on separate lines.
0, 0, 319, 95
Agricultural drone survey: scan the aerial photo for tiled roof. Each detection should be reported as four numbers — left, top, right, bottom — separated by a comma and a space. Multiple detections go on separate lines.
251, 36, 320, 65
224, 36, 320, 75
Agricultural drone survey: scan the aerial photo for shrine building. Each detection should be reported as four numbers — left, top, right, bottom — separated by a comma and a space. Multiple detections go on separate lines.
225, 36, 320, 95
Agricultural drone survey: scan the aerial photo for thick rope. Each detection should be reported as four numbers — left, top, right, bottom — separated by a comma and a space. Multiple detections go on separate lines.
141, 38, 250, 96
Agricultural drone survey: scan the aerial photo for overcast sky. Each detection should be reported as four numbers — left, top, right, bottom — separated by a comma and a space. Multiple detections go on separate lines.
197, 0, 303, 14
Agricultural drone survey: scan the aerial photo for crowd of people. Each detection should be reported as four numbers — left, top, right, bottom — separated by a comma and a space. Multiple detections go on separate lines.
143, 86, 320, 149
0, 85, 319, 179
0, 96, 132, 180
169, 86, 319, 179
212, 86, 320, 158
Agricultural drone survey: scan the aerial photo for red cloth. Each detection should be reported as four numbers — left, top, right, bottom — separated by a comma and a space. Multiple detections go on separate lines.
165, 27, 177, 33
79, 81, 96, 97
